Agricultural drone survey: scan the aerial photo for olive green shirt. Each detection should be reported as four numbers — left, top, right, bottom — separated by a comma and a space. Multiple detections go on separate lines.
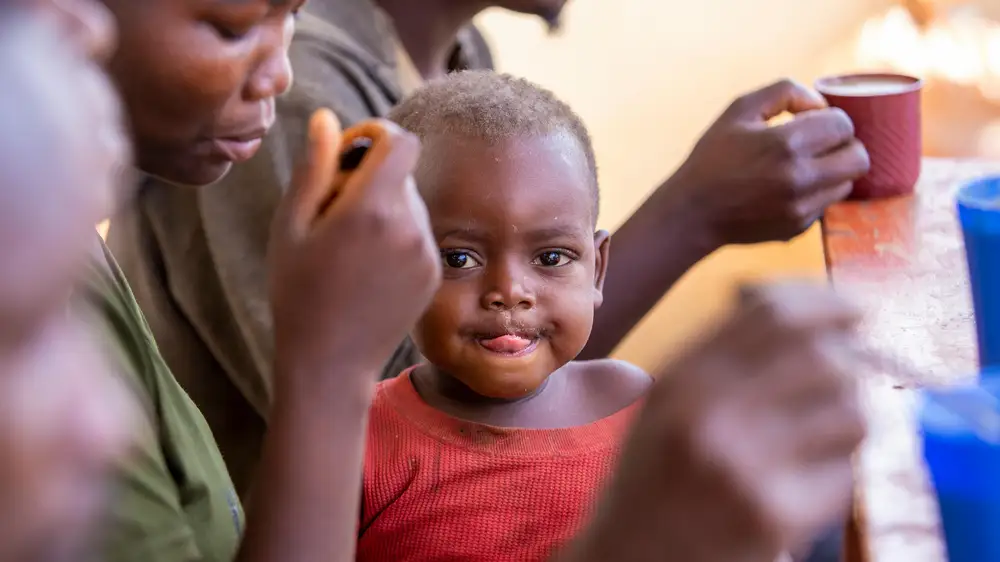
105, 0, 493, 496
83, 241, 243, 562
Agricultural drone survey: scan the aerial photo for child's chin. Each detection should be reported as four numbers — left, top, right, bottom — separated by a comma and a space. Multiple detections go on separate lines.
459, 368, 550, 401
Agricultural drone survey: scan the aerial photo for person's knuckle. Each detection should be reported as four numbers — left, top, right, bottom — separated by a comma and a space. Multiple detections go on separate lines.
851, 140, 872, 174
791, 208, 818, 233
789, 192, 821, 226
360, 204, 392, 235
748, 287, 784, 326
774, 77, 799, 91
787, 159, 817, 190
830, 181, 854, 202
767, 128, 799, 158
726, 93, 752, 117
827, 107, 855, 139
770, 78, 803, 100
772, 163, 806, 199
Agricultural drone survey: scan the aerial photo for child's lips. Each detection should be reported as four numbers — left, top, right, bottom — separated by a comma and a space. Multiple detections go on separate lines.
477, 334, 538, 356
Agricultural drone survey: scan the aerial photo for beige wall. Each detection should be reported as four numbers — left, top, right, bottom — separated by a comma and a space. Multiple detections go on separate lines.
476, 0, 893, 370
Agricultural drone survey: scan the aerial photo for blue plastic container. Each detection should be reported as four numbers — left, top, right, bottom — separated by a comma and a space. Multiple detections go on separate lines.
921, 382, 1000, 562
958, 176, 1000, 372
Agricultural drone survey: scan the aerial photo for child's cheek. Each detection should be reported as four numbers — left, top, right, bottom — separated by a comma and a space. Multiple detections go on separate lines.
546, 289, 596, 361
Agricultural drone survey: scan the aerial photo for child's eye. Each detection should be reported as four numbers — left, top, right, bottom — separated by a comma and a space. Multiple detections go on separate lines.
442, 251, 481, 269
533, 251, 572, 267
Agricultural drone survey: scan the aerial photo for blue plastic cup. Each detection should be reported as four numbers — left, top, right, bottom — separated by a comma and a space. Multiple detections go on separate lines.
957, 176, 1000, 371
921, 382, 1000, 562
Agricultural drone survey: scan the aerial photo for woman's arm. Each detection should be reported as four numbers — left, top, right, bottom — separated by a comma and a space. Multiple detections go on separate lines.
234, 113, 439, 562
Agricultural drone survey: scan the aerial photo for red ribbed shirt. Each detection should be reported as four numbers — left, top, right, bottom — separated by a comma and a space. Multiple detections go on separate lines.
358, 369, 638, 562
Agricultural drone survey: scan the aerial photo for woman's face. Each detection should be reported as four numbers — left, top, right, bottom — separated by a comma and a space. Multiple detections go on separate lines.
0, 0, 129, 343
104, 0, 303, 186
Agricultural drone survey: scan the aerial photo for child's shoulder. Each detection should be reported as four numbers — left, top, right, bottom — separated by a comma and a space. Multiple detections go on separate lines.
565, 359, 652, 416
574, 358, 652, 387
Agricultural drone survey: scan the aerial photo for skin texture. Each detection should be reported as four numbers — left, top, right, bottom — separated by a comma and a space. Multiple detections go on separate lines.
0, 2, 135, 560
411, 132, 608, 401
102, 0, 302, 186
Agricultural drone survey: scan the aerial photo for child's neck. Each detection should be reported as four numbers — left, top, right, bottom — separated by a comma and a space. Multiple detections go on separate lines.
411, 364, 569, 428
373, 0, 485, 80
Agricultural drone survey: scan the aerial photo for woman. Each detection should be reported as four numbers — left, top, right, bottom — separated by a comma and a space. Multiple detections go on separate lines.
15, 0, 867, 561
0, 3, 135, 561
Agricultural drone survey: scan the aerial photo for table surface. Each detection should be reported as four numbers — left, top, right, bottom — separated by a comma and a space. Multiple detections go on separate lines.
823, 157, 1000, 562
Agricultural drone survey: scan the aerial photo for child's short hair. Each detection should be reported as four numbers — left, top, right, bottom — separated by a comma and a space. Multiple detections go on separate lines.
388, 71, 599, 212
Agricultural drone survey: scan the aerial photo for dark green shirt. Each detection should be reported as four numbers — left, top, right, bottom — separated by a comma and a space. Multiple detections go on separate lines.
105, 0, 494, 496
83, 241, 243, 562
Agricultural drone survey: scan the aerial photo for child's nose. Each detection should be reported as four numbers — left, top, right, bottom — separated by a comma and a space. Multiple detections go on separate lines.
481, 264, 536, 311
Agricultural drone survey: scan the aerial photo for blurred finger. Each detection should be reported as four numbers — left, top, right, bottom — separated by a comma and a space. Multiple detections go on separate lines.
739, 282, 862, 333
726, 79, 828, 123
276, 109, 343, 238
772, 108, 855, 156
793, 181, 853, 228
774, 458, 856, 552
331, 119, 421, 211
811, 138, 870, 187
793, 400, 866, 462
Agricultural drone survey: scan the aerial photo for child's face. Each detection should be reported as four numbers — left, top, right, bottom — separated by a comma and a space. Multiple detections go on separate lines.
103, 0, 302, 185
0, 1, 129, 339
412, 132, 608, 399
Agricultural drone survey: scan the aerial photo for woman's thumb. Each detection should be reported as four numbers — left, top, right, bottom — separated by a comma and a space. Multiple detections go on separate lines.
277, 108, 343, 238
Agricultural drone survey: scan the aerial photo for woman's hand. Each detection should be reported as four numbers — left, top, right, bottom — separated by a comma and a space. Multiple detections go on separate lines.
267, 109, 441, 395
242, 110, 441, 562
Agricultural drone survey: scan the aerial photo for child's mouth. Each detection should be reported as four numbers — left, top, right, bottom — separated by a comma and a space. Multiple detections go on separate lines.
477, 334, 538, 357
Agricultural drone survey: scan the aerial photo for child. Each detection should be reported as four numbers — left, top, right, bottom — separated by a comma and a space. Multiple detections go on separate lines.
358, 71, 652, 562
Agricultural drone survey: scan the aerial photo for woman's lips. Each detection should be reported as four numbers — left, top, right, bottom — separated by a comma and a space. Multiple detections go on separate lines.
211, 137, 263, 163
478, 334, 538, 357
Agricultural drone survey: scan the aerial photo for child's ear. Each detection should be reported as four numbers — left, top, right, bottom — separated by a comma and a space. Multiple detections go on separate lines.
592, 230, 610, 309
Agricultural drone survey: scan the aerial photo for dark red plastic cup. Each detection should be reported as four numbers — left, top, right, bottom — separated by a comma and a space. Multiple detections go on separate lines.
816, 73, 923, 200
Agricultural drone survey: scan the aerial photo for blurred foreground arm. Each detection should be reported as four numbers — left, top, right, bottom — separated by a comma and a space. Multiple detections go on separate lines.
566, 282, 867, 562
